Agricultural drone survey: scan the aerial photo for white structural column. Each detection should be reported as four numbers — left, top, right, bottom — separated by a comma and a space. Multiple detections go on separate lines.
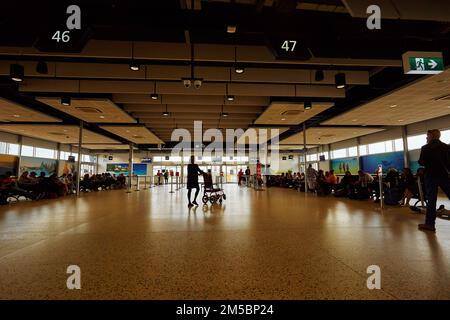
127, 142, 134, 193
303, 122, 308, 192
76, 121, 83, 197
402, 126, 409, 168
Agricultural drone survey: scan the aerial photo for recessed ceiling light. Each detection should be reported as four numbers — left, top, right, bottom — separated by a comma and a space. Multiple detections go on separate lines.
335, 73, 346, 89
352, 119, 358, 122
234, 66, 245, 74
227, 25, 237, 33
281, 118, 286, 121
221, 112, 229, 117
10, 64, 24, 82
61, 96, 71, 106
13, 114, 20, 118
162, 111, 169, 117
129, 61, 140, 71
99, 115, 105, 119
389, 104, 397, 108
398, 119, 404, 122
226, 95, 235, 101
150, 93, 158, 100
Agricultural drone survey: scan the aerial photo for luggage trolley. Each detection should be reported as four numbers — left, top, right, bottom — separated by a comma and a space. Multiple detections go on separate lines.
201, 173, 226, 204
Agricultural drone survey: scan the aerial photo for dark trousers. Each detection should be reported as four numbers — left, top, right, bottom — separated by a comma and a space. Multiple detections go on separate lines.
425, 174, 450, 226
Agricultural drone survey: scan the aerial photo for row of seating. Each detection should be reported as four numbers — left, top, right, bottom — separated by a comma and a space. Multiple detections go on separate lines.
0, 171, 127, 204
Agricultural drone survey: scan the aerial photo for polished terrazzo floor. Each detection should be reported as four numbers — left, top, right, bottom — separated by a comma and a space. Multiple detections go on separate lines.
0, 184, 450, 300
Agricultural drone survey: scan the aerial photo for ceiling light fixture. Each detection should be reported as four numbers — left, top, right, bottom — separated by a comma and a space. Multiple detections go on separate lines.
281, 118, 286, 121
304, 101, 312, 110
226, 95, 235, 101
36, 61, 48, 74
234, 66, 245, 74
150, 82, 158, 100
335, 73, 346, 89
61, 96, 71, 106
162, 104, 169, 117
13, 114, 20, 118
129, 61, 140, 71
222, 112, 229, 117
99, 115, 105, 119
389, 104, 397, 108
315, 70, 324, 82
10, 64, 24, 82
129, 41, 140, 71
227, 25, 237, 33
233, 46, 245, 74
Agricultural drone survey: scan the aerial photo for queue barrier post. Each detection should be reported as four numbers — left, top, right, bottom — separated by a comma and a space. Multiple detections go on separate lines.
135, 176, 140, 191
143, 176, 147, 190
126, 176, 132, 193
378, 165, 384, 210
169, 175, 174, 193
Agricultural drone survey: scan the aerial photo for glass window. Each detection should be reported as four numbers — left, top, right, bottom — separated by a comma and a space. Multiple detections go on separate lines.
331, 148, 346, 159
348, 147, 357, 157
368, 142, 385, 154
407, 134, 426, 151
8, 143, 19, 155
394, 139, 404, 151
21, 145, 34, 157
385, 141, 393, 152
35, 147, 56, 159
0, 142, 7, 154
169, 156, 181, 162
359, 145, 367, 156
307, 153, 318, 161
441, 129, 450, 144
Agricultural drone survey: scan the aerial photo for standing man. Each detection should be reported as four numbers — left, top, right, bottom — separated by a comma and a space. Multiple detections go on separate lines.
245, 166, 251, 187
306, 164, 317, 192
418, 129, 450, 232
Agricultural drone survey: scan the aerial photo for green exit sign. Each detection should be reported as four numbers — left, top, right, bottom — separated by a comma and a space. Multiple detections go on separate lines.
402, 51, 444, 75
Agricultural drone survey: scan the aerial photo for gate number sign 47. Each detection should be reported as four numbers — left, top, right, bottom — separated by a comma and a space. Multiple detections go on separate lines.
281, 40, 297, 52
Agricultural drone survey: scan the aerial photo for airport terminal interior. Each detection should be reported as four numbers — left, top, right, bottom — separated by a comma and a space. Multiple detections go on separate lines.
0, 0, 450, 300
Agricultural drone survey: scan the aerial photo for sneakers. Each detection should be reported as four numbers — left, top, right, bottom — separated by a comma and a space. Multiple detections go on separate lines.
418, 224, 436, 232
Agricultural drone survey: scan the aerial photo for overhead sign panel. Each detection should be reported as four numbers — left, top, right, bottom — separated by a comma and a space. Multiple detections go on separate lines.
402, 51, 444, 75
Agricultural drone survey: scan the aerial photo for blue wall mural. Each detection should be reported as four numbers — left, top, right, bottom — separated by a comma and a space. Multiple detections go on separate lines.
360, 151, 405, 173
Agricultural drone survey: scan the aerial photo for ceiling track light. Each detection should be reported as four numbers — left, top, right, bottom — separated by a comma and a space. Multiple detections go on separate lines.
61, 96, 71, 106
10, 63, 24, 82
315, 70, 324, 82
36, 61, 48, 74
304, 101, 312, 110
234, 46, 245, 74
129, 41, 140, 71
150, 82, 158, 100
162, 104, 169, 117
335, 73, 346, 89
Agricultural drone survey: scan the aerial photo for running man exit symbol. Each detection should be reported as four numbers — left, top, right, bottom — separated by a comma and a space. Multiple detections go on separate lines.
402, 51, 444, 75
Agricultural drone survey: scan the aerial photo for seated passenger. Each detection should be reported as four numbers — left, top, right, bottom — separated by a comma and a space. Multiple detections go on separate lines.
0, 172, 37, 200
351, 170, 374, 200
399, 168, 417, 206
